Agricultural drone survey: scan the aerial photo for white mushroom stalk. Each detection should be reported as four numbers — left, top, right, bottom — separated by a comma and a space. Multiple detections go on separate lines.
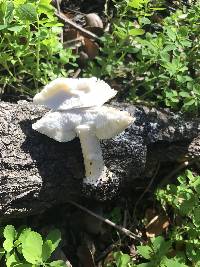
32, 77, 134, 187
76, 124, 109, 185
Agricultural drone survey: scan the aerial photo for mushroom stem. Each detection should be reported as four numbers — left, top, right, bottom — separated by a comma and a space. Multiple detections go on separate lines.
76, 125, 108, 185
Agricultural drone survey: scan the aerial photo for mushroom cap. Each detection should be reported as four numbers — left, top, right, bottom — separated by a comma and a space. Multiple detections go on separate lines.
33, 77, 117, 110
94, 107, 135, 139
32, 106, 134, 142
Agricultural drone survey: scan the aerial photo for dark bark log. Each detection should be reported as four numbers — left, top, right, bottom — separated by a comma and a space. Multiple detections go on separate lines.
0, 100, 200, 218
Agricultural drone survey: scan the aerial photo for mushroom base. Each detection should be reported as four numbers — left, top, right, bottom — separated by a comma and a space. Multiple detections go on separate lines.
82, 171, 120, 201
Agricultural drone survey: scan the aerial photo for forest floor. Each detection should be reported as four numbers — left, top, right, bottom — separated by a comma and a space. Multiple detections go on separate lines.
2, 0, 200, 266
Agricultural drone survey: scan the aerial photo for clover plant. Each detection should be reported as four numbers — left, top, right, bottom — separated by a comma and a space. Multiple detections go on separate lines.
0, 225, 68, 266
0, 0, 77, 95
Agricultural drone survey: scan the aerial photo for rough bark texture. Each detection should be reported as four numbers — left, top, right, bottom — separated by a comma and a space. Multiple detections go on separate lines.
0, 100, 200, 218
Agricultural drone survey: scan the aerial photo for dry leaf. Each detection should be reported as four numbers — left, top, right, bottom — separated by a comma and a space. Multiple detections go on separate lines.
63, 29, 84, 49
63, 29, 79, 42
83, 37, 99, 59
145, 208, 170, 238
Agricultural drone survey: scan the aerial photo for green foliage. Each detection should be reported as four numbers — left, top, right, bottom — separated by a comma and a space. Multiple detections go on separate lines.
106, 170, 200, 267
135, 236, 187, 267
156, 170, 200, 266
106, 251, 134, 267
130, 5, 200, 113
106, 237, 186, 267
0, 0, 76, 95
0, 225, 67, 266
85, 0, 161, 80
86, 1, 200, 114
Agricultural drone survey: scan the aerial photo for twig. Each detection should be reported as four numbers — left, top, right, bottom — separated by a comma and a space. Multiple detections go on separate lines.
73, 68, 81, 78
145, 215, 159, 229
63, 37, 84, 49
55, 0, 63, 43
55, 11, 100, 41
55, 0, 61, 13
67, 200, 144, 242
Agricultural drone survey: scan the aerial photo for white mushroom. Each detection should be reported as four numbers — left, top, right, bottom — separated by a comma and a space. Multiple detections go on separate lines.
32, 77, 134, 187
33, 77, 117, 110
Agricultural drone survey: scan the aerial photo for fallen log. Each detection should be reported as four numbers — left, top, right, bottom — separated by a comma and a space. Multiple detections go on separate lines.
0, 100, 200, 218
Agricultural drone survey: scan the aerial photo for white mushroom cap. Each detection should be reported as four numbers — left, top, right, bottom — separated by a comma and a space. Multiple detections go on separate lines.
32, 106, 134, 142
33, 77, 117, 110
94, 107, 134, 139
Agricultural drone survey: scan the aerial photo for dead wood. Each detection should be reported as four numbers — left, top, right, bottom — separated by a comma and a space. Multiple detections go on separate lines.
0, 100, 199, 218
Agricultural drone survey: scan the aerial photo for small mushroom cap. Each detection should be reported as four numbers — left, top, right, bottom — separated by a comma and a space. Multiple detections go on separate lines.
33, 77, 117, 110
32, 107, 134, 142
32, 111, 78, 142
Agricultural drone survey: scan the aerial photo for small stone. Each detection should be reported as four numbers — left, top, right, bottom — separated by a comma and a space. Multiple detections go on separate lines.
85, 13, 103, 29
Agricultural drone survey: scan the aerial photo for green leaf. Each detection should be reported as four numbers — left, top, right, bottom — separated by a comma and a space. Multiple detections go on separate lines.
3, 225, 16, 252
6, 253, 19, 267
8, 25, 24, 32
193, 207, 200, 227
162, 257, 187, 267
22, 231, 43, 264
183, 98, 195, 106
152, 236, 165, 250
3, 225, 16, 241
13, 0, 26, 7
17, 228, 32, 244
128, 0, 148, 9
191, 177, 200, 194
113, 252, 132, 267
137, 263, 154, 267
165, 27, 177, 41
152, 236, 171, 258
42, 240, 53, 262
16, 3, 37, 21
0, 248, 5, 261
186, 243, 200, 263
129, 28, 145, 36
15, 228, 32, 254
12, 263, 32, 267
0, 25, 8, 30
44, 22, 63, 27
137, 245, 152, 260
179, 194, 196, 215
3, 240, 14, 252
186, 170, 195, 181
139, 17, 151, 25
46, 229, 61, 252
38, 0, 52, 6
3, 1, 14, 23
179, 92, 190, 98
49, 260, 67, 267
38, 0, 54, 17
160, 51, 170, 62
